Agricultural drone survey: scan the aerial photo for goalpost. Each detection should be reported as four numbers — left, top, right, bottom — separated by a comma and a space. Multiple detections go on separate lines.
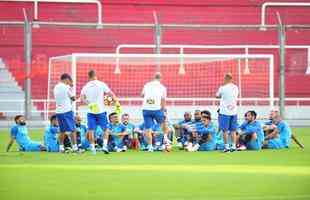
47, 53, 274, 123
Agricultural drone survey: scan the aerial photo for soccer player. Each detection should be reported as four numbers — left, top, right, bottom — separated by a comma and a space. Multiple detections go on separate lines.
141, 72, 169, 152
264, 110, 292, 148
173, 112, 193, 148
121, 113, 137, 149
183, 110, 204, 151
6, 115, 46, 152
80, 69, 120, 154
53, 73, 78, 153
108, 112, 129, 152
216, 73, 239, 152
189, 110, 217, 152
44, 114, 59, 152
75, 115, 89, 150
238, 111, 264, 150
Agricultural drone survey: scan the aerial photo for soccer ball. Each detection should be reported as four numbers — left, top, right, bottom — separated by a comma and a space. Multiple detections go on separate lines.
104, 95, 114, 106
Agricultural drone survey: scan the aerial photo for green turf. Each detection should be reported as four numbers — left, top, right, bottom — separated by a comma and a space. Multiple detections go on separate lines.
0, 128, 310, 200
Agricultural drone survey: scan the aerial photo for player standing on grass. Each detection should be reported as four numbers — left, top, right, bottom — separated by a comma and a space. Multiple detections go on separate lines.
216, 73, 239, 152
80, 69, 120, 154
53, 73, 78, 153
141, 72, 169, 152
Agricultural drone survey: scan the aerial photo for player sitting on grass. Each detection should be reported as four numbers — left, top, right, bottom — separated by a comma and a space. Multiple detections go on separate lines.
186, 110, 217, 152
263, 110, 292, 148
121, 113, 137, 149
173, 111, 193, 149
134, 122, 149, 151
75, 115, 89, 151
44, 114, 59, 152
53, 73, 78, 153
108, 112, 129, 152
183, 110, 203, 151
80, 69, 120, 154
6, 115, 46, 152
237, 111, 264, 151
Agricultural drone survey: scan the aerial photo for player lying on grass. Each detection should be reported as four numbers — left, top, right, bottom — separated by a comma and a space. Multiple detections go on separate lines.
80, 69, 120, 154
185, 110, 217, 152
6, 115, 46, 152
44, 114, 59, 152
236, 111, 264, 151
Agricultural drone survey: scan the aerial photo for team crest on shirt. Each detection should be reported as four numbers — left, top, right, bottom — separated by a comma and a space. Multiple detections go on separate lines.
146, 98, 155, 104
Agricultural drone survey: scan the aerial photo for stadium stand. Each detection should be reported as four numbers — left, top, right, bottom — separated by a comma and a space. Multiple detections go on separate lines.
0, 0, 310, 123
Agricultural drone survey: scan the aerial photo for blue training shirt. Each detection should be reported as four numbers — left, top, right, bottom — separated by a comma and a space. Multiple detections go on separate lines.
195, 122, 217, 144
10, 125, 32, 148
44, 125, 59, 144
276, 121, 291, 147
239, 120, 264, 144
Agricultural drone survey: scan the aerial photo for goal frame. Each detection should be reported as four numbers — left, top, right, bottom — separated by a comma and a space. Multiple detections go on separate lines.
47, 53, 274, 118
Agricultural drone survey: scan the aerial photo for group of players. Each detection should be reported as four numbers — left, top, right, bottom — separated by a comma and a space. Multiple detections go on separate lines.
7, 70, 301, 154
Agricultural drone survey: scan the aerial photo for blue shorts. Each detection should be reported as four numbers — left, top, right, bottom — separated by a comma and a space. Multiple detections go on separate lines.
46, 142, 59, 152
218, 114, 238, 132
268, 138, 284, 149
246, 140, 262, 150
56, 111, 75, 133
142, 109, 164, 130
199, 142, 216, 151
87, 112, 108, 131
21, 141, 42, 152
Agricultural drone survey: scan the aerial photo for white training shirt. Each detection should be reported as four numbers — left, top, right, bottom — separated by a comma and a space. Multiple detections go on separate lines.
216, 83, 239, 116
80, 80, 111, 114
53, 82, 74, 114
142, 80, 167, 111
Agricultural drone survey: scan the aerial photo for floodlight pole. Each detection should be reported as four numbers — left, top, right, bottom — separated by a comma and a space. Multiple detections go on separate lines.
277, 12, 286, 119
153, 11, 161, 72
23, 9, 32, 119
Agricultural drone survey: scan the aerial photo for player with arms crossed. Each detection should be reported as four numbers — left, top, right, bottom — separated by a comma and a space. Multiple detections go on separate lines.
141, 72, 169, 152
53, 73, 78, 153
216, 73, 239, 152
80, 69, 120, 154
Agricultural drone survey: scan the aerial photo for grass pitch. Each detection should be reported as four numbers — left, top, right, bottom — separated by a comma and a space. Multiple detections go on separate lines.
0, 128, 310, 200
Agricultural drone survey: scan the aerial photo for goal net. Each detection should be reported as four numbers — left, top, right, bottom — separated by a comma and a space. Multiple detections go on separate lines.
47, 53, 274, 123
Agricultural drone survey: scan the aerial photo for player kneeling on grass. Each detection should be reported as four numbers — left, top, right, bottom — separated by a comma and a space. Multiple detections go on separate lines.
7, 115, 46, 152
108, 112, 129, 152
237, 111, 264, 151
186, 111, 217, 152
44, 114, 60, 152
